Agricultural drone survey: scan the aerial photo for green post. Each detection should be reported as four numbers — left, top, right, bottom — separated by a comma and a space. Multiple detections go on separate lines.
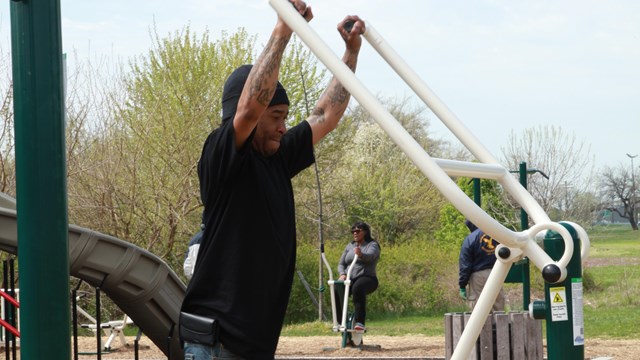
519, 162, 529, 230
505, 162, 532, 310
543, 223, 584, 360
10, 1, 70, 359
472, 178, 481, 206
519, 162, 531, 310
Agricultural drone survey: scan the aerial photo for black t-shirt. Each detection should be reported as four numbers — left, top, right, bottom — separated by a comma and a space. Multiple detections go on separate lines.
181, 120, 314, 358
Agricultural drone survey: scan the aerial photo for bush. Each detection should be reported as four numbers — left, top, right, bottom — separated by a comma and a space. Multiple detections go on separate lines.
582, 268, 599, 292
285, 240, 459, 323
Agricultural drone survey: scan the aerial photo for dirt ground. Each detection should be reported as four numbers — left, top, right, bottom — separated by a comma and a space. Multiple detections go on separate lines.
5, 255, 637, 359
3, 334, 633, 359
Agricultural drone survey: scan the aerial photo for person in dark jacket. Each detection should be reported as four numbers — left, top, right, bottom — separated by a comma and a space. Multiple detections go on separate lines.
337, 221, 380, 332
458, 219, 505, 311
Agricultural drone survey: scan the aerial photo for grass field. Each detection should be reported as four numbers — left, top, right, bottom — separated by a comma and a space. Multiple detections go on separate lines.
282, 224, 640, 339
583, 224, 640, 338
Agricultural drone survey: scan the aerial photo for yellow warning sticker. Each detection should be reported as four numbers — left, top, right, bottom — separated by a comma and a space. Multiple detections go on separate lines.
553, 292, 564, 303
549, 287, 568, 321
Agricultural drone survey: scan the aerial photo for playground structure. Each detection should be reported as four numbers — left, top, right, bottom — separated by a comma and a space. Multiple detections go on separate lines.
6, 1, 590, 359
74, 286, 135, 352
0, 259, 18, 356
269, 0, 590, 359
0, 193, 185, 359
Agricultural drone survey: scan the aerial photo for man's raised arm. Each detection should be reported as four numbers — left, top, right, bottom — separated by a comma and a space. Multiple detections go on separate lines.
233, 0, 313, 148
308, 15, 365, 145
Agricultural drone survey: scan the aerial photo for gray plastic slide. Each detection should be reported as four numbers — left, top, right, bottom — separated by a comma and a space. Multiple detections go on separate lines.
0, 192, 185, 360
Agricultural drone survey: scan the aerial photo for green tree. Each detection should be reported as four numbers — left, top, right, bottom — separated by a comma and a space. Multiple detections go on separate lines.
65, 50, 122, 222
67, 27, 258, 273
600, 164, 639, 230
435, 176, 518, 251
68, 28, 340, 275
116, 27, 257, 264
0, 45, 15, 195
331, 99, 446, 245
502, 125, 595, 224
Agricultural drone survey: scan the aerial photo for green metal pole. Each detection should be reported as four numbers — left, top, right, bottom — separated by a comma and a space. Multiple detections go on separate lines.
519, 162, 531, 310
10, 1, 70, 359
472, 178, 481, 206
544, 223, 584, 360
519, 162, 528, 230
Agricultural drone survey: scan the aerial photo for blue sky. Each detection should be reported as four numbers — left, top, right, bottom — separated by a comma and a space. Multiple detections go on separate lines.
1, 0, 639, 171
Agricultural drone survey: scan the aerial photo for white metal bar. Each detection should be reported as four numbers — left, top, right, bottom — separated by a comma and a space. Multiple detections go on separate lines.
269, 0, 527, 248
433, 158, 507, 180
269, 0, 575, 268
363, 24, 551, 225
561, 221, 590, 261
452, 260, 511, 360
268, 3, 585, 358
528, 222, 573, 269
340, 255, 358, 331
76, 304, 98, 326
321, 253, 339, 329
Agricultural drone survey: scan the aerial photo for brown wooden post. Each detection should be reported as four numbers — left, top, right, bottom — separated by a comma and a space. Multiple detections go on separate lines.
478, 314, 494, 359
525, 313, 544, 360
452, 313, 465, 358
510, 312, 526, 358
445, 313, 453, 359
495, 313, 510, 360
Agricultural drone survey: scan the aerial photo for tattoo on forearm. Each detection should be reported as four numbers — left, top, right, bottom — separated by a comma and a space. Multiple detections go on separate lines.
309, 54, 356, 127
329, 82, 349, 107
312, 107, 325, 116
327, 54, 356, 106
249, 36, 290, 106
311, 107, 326, 125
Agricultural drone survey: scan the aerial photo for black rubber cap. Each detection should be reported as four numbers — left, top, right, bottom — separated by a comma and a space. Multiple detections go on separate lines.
497, 247, 511, 259
542, 264, 562, 283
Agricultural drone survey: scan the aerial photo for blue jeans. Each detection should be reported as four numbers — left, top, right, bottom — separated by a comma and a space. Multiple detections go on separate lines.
184, 342, 244, 360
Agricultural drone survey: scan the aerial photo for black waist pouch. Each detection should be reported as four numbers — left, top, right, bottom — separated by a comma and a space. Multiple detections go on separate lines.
179, 311, 219, 345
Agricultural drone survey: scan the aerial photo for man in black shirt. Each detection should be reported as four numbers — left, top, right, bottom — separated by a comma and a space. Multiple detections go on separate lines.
180, 1, 366, 358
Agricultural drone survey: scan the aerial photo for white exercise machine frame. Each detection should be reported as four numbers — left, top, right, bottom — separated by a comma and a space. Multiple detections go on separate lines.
321, 253, 363, 345
76, 292, 133, 351
269, 1, 590, 359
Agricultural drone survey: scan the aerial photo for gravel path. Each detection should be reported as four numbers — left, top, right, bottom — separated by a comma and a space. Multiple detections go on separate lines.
52, 334, 639, 360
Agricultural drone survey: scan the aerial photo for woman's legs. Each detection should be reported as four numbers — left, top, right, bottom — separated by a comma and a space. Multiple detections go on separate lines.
351, 276, 378, 325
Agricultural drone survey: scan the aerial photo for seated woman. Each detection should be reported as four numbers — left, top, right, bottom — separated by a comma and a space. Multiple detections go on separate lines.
337, 221, 380, 331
